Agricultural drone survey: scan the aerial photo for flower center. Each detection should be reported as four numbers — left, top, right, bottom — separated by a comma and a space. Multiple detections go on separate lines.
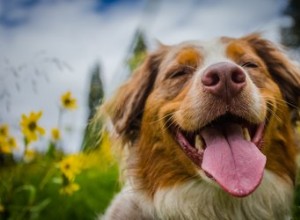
64, 164, 70, 170
0, 129, 6, 135
8, 138, 14, 145
64, 99, 71, 105
28, 122, 37, 131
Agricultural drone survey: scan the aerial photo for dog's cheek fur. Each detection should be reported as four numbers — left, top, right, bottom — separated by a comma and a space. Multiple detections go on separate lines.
243, 33, 300, 121
127, 91, 198, 198
259, 82, 297, 183
240, 34, 299, 183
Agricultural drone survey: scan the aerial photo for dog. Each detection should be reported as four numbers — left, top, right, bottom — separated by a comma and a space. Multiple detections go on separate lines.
100, 34, 300, 220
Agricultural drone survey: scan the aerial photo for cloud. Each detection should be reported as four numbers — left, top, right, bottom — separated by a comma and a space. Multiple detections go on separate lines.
0, 0, 144, 153
145, 0, 290, 44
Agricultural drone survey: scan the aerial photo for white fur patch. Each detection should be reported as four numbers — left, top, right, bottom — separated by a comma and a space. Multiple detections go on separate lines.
102, 171, 293, 220
151, 170, 293, 220
201, 38, 229, 68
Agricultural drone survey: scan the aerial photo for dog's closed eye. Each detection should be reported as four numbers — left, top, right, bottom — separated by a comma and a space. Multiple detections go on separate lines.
241, 61, 259, 68
167, 66, 194, 79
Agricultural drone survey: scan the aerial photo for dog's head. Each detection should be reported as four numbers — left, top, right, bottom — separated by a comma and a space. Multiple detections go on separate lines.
103, 34, 300, 198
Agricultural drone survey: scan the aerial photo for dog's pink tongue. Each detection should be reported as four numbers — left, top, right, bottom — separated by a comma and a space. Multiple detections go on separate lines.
201, 123, 266, 197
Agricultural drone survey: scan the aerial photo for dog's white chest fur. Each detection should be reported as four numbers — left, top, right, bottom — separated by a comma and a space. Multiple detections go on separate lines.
152, 170, 293, 220
102, 170, 293, 220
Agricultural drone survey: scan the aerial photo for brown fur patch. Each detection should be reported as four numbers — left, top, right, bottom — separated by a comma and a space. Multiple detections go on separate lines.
176, 47, 200, 68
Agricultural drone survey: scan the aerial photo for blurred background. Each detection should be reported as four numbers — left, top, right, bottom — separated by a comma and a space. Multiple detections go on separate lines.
0, 0, 300, 219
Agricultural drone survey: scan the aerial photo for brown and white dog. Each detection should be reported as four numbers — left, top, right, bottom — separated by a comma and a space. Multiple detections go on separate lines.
100, 34, 300, 220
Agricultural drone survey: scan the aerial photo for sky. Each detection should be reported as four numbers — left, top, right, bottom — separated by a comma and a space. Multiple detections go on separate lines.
0, 0, 293, 153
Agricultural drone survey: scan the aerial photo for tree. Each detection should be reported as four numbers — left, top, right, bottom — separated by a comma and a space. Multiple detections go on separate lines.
281, 0, 300, 48
81, 64, 104, 151
127, 30, 148, 72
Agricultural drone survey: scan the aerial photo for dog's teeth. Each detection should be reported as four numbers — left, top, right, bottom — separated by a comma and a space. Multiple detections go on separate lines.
195, 135, 204, 151
243, 127, 251, 141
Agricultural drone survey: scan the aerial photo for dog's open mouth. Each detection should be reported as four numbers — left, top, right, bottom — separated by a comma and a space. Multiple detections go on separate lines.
170, 114, 266, 197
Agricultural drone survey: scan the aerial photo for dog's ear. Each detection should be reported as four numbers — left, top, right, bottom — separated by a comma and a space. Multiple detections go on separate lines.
103, 47, 166, 143
244, 34, 300, 121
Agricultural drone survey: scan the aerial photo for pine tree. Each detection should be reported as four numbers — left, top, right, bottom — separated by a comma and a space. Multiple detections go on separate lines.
82, 63, 104, 151
127, 30, 148, 72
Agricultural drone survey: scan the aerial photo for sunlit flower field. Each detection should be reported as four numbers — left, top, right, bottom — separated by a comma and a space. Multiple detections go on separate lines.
0, 91, 119, 220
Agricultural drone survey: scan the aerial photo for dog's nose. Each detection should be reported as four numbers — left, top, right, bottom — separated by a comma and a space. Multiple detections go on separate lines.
201, 62, 246, 101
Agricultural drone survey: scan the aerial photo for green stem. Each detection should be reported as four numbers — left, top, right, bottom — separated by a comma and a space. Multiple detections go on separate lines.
23, 137, 29, 159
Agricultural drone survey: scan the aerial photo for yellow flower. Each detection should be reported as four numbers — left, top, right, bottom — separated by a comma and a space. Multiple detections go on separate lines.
51, 128, 61, 141
20, 111, 45, 143
0, 137, 11, 154
7, 136, 18, 149
0, 124, 9, 138
59, 182, 80, 195
24, 149, 36, 162
61, 91, 77, 110
59, 154, 83, 181
0, 134, 18, 154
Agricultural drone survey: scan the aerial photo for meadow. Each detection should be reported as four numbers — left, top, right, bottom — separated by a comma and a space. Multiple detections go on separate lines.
0, 91, 120, 220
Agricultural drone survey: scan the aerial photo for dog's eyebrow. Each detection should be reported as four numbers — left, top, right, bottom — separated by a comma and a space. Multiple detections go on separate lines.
176, 48, 201, 68
225, 41, 257, 61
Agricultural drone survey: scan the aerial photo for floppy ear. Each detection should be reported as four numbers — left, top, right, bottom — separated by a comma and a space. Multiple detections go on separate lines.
103, 48, 166, 143
244, 34, 300, 121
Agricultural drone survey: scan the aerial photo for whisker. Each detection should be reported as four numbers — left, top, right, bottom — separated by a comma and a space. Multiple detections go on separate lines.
264, 99, 283, 123
259, 94, 300, 110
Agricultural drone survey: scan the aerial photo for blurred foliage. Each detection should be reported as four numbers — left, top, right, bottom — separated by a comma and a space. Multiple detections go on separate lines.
127, 31, 147, 72
281, 0, 300, 48
294, 174, 300, 219
128, 51, 147, 73
87, 64, 104, 121
82, 64, 104, 152
0, 91, 119, 220
0, 153, 119, 220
